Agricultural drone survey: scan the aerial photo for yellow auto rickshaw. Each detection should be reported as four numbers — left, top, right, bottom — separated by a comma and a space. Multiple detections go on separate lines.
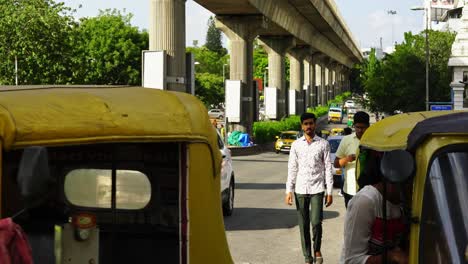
0, 86, 233, 263
356, 111, 468, 263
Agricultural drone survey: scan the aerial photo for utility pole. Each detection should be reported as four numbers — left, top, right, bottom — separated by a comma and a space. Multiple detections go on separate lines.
411, 6, 430, 111
15, 55, 18, 86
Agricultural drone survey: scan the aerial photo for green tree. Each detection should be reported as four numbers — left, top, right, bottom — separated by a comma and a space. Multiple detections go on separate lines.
72, 9, 148, 85
361, 30, 455, 113
253, 41, 268, 81
205, 16, 226, 56
186, 46, 228, 107
195, 72, 224, 108
0, 0, 76, 84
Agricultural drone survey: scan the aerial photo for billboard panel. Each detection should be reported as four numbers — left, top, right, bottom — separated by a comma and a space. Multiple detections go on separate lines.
265, 87, 278, 120
225, 80, 242, 123
289, 90, 297, 115
142, 50, 166, 89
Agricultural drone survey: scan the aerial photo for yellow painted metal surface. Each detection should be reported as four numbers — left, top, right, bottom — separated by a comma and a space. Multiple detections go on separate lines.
188, 143, 233, 263
408, 135, 468, 264
0, 87, 218, 161
360, 111, 460, 152
358, 110, 468, 263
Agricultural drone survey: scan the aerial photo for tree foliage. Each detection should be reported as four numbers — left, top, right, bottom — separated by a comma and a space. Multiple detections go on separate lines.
0, 1, 148, 85
187, 46, 228, 107
72, 9, 148, 85
360, 30, 456, 113
0, 0, 76, 84
205, 16, 226, 56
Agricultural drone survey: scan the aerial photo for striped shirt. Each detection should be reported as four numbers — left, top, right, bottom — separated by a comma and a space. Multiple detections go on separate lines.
286, 135, 334, 195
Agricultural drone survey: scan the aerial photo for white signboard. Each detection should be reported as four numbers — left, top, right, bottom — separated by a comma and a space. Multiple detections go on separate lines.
289, 90, 297, 115
225, 80, 242, 123
265, 87, 278, 120
142, 50, 166, 89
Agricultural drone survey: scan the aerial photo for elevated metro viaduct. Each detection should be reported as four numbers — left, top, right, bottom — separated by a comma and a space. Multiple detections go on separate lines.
149, 0, 363, 133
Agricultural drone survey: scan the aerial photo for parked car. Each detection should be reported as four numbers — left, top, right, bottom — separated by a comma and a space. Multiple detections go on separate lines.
217, 130, 235, 216
327, 135, 344, 187
208, 109, 224, 119
275, 131, 300, 153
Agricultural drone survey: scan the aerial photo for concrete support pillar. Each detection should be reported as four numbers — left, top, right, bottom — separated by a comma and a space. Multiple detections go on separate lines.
259, 36, 295, 119
303, 57, 311, 109
309, 56, 316, 108
149, 0, 186, 92
321, 64, 327, 105
451, 83, 465, 110
216, 16, 264, 133
315, 64, 321, 107
287, 46, 309, 115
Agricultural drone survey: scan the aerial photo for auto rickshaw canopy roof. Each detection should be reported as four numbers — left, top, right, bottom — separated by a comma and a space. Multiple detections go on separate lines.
360, 111, 468, 152
0, 86, 220, 155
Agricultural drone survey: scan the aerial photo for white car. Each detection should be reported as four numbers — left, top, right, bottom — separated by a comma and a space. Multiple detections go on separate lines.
217, 131, 235, 216
347, 106, 357, 115
344, 100, 355, 109
208, 109, 224, 119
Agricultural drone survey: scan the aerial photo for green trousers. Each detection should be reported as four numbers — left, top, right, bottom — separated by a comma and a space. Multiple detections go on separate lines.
295, 192, 324, 263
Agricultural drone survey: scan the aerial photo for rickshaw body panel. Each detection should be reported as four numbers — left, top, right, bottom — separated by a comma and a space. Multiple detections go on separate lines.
359, 111, 457, 151
0, 86, 232, 263
409, 135, 468, 264
188, 143, 233, 263
358, 111, 468, 264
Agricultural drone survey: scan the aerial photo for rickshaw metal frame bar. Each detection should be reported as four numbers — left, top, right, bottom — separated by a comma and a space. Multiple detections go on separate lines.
179, 143, 189, 264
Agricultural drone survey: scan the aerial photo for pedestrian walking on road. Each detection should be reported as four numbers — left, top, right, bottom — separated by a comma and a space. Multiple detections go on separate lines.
334, 111, 370, 208
285, 112, 334, 264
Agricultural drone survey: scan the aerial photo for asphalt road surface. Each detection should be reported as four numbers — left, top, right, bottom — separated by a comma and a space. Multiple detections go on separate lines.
224, 119, 349, 264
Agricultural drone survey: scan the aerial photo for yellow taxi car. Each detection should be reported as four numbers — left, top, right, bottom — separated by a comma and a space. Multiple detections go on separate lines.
330, 127, 344, 136
275, 131, 300, 153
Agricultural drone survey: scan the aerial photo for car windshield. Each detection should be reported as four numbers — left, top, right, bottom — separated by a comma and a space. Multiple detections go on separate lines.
328, 138, 342, 153
280, 133, 297, 140
330, 109, 341, 113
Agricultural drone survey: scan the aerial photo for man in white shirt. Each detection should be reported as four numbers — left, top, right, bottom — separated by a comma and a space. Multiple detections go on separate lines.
285, 112, 334, 264
334, 111, 370, 207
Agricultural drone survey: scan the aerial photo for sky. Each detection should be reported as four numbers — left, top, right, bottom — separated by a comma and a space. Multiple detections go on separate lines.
61, 0, 427, 50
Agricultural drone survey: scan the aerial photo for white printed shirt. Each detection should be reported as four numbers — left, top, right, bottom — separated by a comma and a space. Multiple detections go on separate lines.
286, 135, 334, 195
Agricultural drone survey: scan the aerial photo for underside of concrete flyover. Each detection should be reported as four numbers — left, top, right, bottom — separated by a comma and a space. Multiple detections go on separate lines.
194, 0, 362, 66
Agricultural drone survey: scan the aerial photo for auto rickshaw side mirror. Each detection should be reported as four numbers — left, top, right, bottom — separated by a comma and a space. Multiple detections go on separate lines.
17, 146, 55, 209
380, 150, 414, 183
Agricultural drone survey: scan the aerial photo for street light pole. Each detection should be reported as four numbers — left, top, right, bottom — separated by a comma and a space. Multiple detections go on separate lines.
425, 9, 429, 111
411, 6, 430, 111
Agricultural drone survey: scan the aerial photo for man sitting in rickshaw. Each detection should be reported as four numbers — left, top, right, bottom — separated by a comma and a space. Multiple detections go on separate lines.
340, 150, 409, 264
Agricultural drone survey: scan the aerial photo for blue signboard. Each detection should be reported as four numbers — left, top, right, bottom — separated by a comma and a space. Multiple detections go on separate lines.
430, 105, 453, 111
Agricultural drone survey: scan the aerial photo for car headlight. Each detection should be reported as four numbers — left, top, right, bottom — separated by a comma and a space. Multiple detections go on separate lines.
277, 141, 283, 147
